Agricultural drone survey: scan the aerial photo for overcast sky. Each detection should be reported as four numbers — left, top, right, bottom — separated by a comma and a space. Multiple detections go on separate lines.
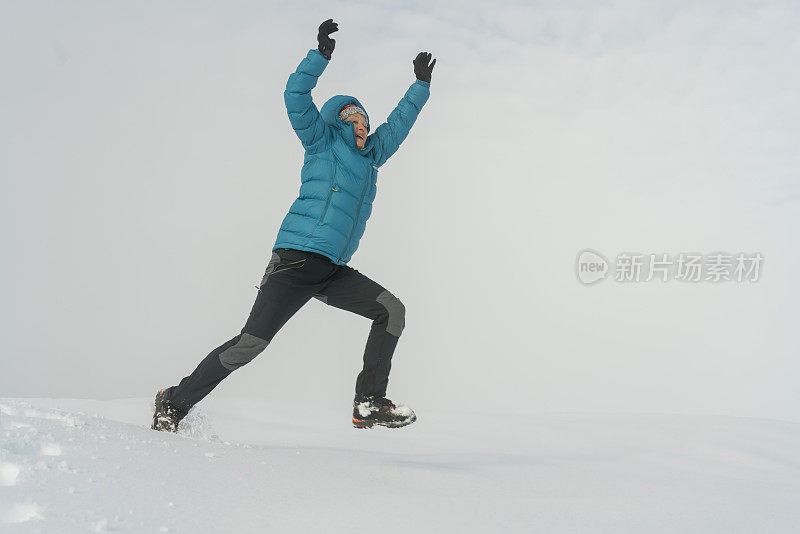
1, 1, 798, 420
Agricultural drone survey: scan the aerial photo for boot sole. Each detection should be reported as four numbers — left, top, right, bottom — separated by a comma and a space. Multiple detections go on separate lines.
352, 418, 373, 429
352, 414, 417, 429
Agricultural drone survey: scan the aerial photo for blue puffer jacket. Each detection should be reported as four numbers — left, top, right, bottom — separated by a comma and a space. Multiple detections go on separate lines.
272, 48, 430, 265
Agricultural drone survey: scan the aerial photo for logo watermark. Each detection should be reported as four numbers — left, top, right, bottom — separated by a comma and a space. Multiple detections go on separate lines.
576, 250, 763, 285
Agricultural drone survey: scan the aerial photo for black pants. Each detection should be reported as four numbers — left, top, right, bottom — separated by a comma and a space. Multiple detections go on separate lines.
165, 248, 406, 412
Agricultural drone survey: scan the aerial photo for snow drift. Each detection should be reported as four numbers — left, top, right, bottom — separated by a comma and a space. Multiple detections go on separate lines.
1, 397, 799, 533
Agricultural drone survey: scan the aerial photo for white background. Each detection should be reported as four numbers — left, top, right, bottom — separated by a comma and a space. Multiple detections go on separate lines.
2, 0, 798, 420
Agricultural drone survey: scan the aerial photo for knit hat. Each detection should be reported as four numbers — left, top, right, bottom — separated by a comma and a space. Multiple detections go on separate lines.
338, 104, 368, 127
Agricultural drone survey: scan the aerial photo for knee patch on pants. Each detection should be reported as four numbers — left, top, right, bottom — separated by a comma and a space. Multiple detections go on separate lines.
376, 290, 405, 336
218, 333, 269, 371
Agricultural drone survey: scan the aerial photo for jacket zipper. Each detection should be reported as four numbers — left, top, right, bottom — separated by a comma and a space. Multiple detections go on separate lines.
338, 165, 373, 263
319, 185, 335, 223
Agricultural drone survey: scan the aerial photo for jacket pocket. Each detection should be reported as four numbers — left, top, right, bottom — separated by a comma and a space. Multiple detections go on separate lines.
319, 185, 338, 225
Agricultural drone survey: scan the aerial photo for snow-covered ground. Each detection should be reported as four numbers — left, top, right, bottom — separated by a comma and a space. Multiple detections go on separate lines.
1, 397, 799, 533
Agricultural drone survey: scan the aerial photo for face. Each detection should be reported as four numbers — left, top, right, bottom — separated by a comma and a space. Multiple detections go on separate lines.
343, 113, 368, 148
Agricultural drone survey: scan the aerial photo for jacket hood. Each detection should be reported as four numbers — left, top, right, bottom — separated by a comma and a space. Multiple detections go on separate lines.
320, 94, 371, 133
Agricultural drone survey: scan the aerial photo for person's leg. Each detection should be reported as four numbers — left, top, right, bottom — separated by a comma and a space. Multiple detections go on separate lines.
313, 265, 406, 400
165, 249, 336, 412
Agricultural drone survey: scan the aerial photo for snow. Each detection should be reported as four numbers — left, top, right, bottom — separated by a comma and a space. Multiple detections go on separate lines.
356, 401, 372, 418
2, 397, 800, 533
391, 404, 414, 417
0, 462, 20, 486
2, 501, 43, 524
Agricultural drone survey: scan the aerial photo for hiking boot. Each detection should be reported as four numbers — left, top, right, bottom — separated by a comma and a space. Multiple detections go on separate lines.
352, 396, 417, 429
151, 388, 187, 432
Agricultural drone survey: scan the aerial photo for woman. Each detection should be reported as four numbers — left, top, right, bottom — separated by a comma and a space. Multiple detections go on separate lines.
152, 19, 435, 431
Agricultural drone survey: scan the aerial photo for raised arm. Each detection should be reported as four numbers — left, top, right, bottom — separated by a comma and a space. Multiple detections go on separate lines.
284, 20, 338, 149
372, 52, 436, 168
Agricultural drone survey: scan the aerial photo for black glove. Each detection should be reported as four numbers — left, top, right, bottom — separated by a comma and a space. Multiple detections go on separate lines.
413, 52, 436, 83
317, 19, 338, 60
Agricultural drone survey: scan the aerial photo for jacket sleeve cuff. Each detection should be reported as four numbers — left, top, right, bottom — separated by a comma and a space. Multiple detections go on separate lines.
415, 79, 430, 88
305, 48, 330, 72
